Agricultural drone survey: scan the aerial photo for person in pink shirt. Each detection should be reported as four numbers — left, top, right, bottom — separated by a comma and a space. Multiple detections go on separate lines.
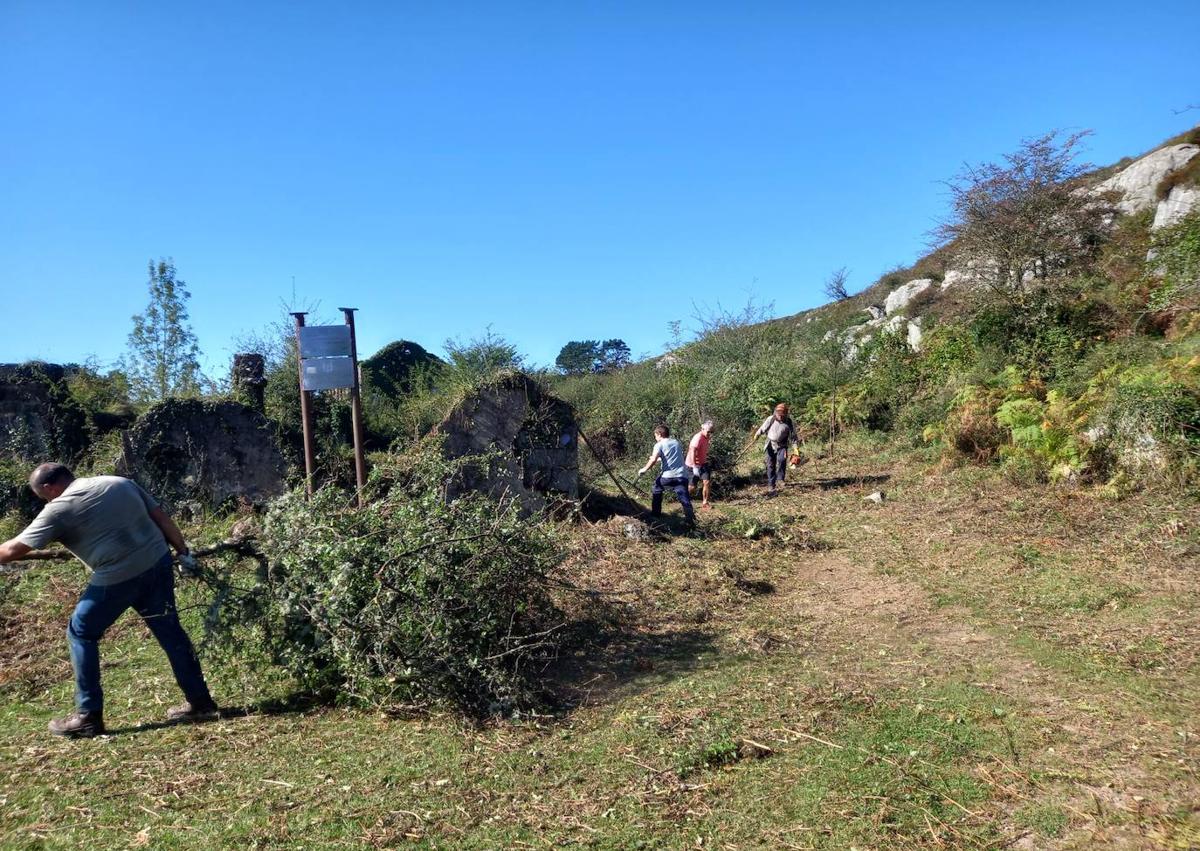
686, 420, 715, 510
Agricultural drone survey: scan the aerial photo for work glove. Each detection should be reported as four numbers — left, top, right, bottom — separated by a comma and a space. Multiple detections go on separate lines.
634, 470, 643, 480
176, 552, 200, 578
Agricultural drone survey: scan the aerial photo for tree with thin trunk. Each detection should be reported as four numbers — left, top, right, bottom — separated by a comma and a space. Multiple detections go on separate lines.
932, 130, 1115, 305
124, 259, 202, 404
823, 267, 851, 301
813, 335, 852, 460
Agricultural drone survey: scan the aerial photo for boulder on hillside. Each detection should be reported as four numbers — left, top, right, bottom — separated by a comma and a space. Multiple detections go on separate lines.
1153, 184, 1200, 230
118, 399, 289, 513
940, 269, 969, 290
906, 316, 924, 352
1094, 143, 1200, 216
884, 279, 934, 315
832, 311, 923, 361
436, 373, 578, 515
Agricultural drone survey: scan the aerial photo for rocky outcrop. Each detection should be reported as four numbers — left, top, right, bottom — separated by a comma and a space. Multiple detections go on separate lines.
118, 399, 288, 514
827, 312, 921, 360
906, 317, 924, 353
436, 373, 578, 515
884, 279, 933, 315
1090, 139, 1200, 229
940, 268, 971, 290
1095, 144, 1199, 216
1153, 184, 1200, 230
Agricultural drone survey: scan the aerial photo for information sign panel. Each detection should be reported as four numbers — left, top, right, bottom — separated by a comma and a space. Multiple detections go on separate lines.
299, 325, 352, 358
301, 356, 355, 391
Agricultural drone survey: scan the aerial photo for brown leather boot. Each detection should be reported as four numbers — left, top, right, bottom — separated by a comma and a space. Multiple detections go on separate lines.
48, 711, 104, 738
166, 699, 219, 723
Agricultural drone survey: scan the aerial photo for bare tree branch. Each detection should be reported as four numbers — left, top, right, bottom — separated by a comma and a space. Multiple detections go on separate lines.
931, 129, 1115, 305
823, 267, 851, 301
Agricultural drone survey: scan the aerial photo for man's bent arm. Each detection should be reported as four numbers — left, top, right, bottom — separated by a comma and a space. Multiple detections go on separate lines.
0, 539, 33, 564
148, 506, 188, 555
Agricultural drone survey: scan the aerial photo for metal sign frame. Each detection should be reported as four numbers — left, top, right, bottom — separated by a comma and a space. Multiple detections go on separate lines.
291, 310, 368, 505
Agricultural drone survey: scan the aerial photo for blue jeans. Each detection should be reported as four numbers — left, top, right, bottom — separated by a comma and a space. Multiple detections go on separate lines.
68, 553, 212, 714
651, 475, 695, 524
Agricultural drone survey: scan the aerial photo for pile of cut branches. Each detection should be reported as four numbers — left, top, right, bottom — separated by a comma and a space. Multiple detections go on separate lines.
201, 445, 567, 716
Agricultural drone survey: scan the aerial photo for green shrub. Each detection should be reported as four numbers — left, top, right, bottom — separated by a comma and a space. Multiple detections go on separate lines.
1147, 209, 1200, 314
933, 385, 1008, 462
970, 290, 1116, 384
995, 391, 1088, 482
202, 444, 567, 715
853, 331, 919, 431
556, 304, 822, 472
1088, 361, 1200, 484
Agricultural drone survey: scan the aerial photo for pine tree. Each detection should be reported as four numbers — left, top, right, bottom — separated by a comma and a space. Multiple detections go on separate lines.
124, 259, 202, 403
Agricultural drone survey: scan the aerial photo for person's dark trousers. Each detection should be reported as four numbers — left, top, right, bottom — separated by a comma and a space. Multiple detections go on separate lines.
765, 446, 788, 490
652, 475, 695, 524
67, 553, 213, 715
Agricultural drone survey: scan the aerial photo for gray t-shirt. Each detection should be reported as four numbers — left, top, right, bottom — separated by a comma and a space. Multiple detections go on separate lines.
652, 438, 688, 479
18, 476, 168, 586
758, 416, 797, 450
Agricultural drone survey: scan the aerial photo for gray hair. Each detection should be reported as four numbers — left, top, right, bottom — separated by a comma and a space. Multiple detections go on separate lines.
701, 420, 714, 430
30, 462, 74, 490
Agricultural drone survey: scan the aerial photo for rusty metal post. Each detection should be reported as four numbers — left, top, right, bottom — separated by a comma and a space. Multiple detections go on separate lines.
340, 307, 367, 507
291, 311, 316, 497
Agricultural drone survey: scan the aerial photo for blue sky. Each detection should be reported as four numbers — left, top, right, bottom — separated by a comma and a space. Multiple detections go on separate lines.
2, 1, 1197, 374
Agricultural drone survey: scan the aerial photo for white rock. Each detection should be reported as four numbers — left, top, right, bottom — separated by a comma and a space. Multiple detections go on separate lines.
655, 353, 680, 370
885, 314, 907, 333
1124, 433, 1168, 470
1152, 184, 1200, 230
864, 305, 886, 321
622, 519, 653, 541
884, 278, 933, 315
940, 269, 968, 290
907, 317, 924, 352
1094, 143, 1200, 215
863, 490, 886, 504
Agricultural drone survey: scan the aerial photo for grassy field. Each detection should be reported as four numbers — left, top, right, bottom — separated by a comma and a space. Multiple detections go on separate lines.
2, 438, 1198, 849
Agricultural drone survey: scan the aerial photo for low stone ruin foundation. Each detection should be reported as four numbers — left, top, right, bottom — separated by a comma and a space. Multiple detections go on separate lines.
118, 398, 289, 514
436, 373, 578, 514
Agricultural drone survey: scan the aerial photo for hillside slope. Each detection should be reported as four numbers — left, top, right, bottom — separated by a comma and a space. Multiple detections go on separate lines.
554, 126, 1200, 501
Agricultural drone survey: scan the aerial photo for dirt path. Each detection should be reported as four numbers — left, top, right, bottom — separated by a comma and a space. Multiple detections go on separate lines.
715, 467, 1200, 849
